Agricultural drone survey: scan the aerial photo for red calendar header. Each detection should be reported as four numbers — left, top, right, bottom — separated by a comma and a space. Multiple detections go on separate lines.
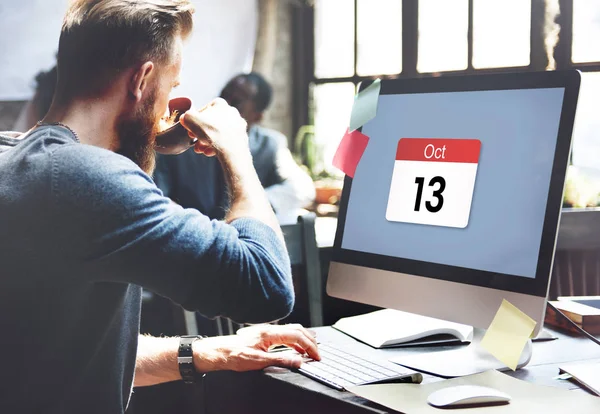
395, 138, 481, 163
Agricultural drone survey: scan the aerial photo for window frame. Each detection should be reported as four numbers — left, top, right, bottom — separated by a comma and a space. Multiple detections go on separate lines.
308, 0, 600, 81
301, 0, 600, 164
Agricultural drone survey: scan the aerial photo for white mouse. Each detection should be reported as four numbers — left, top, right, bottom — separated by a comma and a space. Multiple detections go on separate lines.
427, 385, 511, 408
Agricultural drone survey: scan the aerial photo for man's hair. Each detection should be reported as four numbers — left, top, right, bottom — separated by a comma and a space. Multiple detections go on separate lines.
57, 0, 194, 98
236, 72, 273, 113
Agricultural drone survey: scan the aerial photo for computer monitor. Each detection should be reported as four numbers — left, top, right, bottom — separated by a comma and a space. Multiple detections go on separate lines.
327, 70, 580, 374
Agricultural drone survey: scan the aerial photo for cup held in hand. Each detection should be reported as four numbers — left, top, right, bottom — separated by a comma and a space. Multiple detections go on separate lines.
155, 97, 197, 155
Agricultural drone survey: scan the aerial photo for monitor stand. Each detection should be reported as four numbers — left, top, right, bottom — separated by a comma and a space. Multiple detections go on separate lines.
389, 328, 533, 378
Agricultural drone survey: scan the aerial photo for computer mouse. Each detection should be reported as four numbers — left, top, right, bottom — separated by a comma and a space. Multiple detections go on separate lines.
427, 385, 511, 408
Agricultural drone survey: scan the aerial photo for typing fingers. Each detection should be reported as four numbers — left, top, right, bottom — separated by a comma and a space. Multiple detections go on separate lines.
270, 328, 320, 361
291, 331, 321, 361
286, 323, 318, 345
236, 324, 320, 361
252, 349, 303, 370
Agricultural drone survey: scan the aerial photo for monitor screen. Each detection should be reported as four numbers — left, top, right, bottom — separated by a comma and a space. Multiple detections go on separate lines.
341, 87, 566, 280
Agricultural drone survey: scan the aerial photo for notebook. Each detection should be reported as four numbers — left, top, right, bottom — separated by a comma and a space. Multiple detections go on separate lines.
558, 296, 600, 310
550, 298, 600, 334
560, 361, 600, 396
332, 309, 473, 349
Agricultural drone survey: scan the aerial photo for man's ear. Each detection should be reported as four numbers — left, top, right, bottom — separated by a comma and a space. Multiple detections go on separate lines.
129, 62, 154, 102
254, 111, 264, 124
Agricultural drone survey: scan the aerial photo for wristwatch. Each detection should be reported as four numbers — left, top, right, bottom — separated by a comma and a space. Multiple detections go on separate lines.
178, 335, 206, 384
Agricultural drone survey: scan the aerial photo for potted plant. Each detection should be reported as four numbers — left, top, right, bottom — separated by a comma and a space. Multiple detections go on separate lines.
294, 125, 344, 206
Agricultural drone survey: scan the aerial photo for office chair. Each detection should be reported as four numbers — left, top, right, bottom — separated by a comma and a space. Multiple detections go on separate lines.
281, 211, 324, 328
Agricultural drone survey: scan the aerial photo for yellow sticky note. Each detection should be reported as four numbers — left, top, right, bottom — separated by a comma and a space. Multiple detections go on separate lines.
480, 299, 537, 371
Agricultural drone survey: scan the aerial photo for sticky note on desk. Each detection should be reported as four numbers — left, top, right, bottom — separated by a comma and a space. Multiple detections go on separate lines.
332, 129, 369, 178
480, 299, 537, 371
349, 79, 381, 132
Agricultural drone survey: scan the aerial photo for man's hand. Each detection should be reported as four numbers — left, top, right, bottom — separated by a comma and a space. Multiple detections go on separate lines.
179, 98, 283, 237
193, 324, 321, 373
180, 98, 249, 159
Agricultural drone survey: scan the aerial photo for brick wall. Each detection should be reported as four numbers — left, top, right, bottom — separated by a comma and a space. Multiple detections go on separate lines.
253, 0, 294, 145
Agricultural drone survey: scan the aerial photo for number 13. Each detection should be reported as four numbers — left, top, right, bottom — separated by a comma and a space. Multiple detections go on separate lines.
414, 176, 446, 213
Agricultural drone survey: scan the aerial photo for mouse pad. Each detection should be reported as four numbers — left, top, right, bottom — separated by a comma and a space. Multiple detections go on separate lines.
348, 370, 600, 413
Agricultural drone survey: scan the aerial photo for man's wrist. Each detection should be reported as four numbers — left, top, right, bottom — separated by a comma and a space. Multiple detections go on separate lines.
217, 145, 283, 238
218, 152, 262, 197
178, 335, 206, 384
135, 335, 181, 387
192, 336, 229, 374
218, 150, 254, 178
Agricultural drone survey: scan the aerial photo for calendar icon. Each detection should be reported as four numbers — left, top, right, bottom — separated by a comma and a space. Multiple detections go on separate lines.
386, 138, 481, 229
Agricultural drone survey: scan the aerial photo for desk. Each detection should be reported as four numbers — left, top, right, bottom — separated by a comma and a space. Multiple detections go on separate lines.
202, 326, 600, 413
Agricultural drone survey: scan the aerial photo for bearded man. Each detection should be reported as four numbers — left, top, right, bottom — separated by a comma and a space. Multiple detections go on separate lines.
0, 1, 318, 413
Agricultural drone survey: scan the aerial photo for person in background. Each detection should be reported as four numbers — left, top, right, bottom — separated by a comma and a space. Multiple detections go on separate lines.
12, 64, 57, 132
0, 1, 319, 413
154, 72, 315, 222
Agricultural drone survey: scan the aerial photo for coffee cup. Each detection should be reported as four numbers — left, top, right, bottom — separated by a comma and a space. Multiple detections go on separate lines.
155, 97, 197, 155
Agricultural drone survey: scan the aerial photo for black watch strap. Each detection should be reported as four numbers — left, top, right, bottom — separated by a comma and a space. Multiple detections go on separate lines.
178, 335, 206, 384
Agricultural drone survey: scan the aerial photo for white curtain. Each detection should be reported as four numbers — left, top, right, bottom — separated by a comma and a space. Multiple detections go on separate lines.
0, 0, 258, 104
179, 0, 258, 106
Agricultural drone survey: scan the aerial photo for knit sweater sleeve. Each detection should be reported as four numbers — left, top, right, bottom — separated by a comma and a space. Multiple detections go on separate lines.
50, 144, 294, 324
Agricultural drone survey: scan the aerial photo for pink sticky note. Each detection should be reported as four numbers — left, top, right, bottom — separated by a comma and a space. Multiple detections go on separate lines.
332, 129, 370, 178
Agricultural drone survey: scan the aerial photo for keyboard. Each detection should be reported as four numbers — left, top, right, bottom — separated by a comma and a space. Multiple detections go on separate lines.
297, 343, 423, 391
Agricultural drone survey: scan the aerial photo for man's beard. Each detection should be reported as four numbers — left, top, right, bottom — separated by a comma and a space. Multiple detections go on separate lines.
116, 91, 159, 175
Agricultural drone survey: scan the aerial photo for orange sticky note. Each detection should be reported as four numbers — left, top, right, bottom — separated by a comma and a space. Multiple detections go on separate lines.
332, 129, 369, 178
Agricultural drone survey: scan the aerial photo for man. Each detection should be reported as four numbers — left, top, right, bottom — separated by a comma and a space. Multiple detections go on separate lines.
0, 1, 319, 413
154, 72, 315, 221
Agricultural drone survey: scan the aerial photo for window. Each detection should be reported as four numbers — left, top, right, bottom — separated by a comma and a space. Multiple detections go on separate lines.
311, 83, 356, 172
472, 0, 531, 69
308, 0, 599, 177
314, 0, 354, 79
571, 72, 600, 170
569, 1, 600, 170
572, 0, 600, 63
357, 0, 403, 76
418, 0, 468, 73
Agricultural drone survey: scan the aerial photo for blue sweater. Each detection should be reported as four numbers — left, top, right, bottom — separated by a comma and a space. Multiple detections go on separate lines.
153, 125, 285, 220
0, 126, 293, 413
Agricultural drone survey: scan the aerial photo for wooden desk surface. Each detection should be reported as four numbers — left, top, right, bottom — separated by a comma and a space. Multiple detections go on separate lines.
202, 326, 600, 414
